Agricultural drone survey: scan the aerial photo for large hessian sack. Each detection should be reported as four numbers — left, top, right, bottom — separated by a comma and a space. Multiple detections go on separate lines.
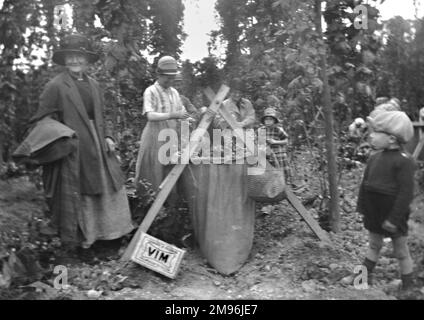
181, 163, 256, 275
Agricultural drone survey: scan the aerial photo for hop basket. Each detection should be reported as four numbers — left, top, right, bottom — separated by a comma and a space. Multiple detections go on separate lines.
247, 151, 286, 203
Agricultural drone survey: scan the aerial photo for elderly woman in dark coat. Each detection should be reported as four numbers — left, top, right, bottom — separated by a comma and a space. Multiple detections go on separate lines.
31, 34, 134, 251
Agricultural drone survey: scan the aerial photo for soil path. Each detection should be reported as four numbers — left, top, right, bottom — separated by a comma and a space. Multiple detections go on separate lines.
1, 162, 424, 300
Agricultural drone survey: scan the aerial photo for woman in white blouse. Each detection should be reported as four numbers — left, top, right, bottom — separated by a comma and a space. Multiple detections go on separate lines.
135, 56, 190, 200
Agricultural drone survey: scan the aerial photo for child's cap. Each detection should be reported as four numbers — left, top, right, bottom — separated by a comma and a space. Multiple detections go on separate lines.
261, 107, 279, 124
366, 110, 414, 144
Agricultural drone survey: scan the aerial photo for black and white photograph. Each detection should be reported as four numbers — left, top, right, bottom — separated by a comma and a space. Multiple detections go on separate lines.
1, 0, 424, 308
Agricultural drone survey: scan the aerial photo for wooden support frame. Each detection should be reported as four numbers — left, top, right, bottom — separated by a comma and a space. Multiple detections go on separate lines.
122, 84, 332, 261
203, 89, 331, 244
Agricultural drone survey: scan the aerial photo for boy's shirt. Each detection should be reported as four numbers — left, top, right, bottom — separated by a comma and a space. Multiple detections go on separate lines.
357, 149, 416, 227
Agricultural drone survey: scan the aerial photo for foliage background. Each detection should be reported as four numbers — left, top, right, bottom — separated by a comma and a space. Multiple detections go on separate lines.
1, 0, 424, 177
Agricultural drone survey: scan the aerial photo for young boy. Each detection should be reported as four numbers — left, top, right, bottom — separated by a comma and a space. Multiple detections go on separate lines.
260, 107, 292, 185
356, 110, 415, 291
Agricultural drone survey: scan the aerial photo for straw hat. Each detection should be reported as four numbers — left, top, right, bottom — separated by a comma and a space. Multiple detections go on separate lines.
157, 56, 178, 75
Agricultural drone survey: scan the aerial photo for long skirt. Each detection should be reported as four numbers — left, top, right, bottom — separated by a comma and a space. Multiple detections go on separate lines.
78, 121, 134, 248
135, 120, 181, 206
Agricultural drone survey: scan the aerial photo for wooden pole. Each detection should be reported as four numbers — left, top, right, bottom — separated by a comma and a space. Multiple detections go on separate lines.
315, 0, 340, 233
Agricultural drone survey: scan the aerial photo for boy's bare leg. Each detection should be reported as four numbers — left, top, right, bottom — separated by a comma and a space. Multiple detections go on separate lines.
392, 236, 414, 290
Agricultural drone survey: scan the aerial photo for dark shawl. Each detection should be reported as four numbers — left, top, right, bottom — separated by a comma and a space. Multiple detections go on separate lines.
31, 71, 125, 194
31, 71, 126, 243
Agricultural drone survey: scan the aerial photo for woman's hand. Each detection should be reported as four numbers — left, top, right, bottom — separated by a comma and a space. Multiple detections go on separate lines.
105, 137, 116, 152
170, 111, 190, 119
266, 138, 277, 145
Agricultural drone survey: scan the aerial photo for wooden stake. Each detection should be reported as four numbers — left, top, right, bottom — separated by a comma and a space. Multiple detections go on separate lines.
315, 0, 340, 233
285, 189, 331, 243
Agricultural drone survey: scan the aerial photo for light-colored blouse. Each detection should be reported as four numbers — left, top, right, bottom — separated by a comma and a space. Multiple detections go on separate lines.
143, 81, 185, 115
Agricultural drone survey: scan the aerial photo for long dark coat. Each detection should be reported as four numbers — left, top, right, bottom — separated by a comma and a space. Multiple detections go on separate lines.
32, 71, 125, 194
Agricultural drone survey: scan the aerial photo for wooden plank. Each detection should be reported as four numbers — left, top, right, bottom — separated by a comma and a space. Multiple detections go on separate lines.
413, 138, 424, 160
204, 88, 331, 244
204, 88, 247, 146
204, 88, 240, 129
121, 85, 230, 261
285, 189, 331, 243
412, 119, 424, 160
134, 141, 145, 186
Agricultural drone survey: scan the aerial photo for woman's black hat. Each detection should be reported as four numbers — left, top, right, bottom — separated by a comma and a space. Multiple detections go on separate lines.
52, 33, 99, 66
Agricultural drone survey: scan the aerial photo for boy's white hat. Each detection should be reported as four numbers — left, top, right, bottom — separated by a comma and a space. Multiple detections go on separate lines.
366, 111, 414, 143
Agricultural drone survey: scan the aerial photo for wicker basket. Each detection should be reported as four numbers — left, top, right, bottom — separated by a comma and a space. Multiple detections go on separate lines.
247, 151, 286, 203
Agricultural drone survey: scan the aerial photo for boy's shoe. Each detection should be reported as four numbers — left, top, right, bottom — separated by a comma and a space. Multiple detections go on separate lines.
393, 273, 419, 300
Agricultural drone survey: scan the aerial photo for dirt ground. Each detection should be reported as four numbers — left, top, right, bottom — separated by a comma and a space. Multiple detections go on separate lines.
1, 151, 424, 300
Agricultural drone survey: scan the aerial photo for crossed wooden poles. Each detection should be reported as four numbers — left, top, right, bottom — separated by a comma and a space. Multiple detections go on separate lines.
121, 85, 330, 261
